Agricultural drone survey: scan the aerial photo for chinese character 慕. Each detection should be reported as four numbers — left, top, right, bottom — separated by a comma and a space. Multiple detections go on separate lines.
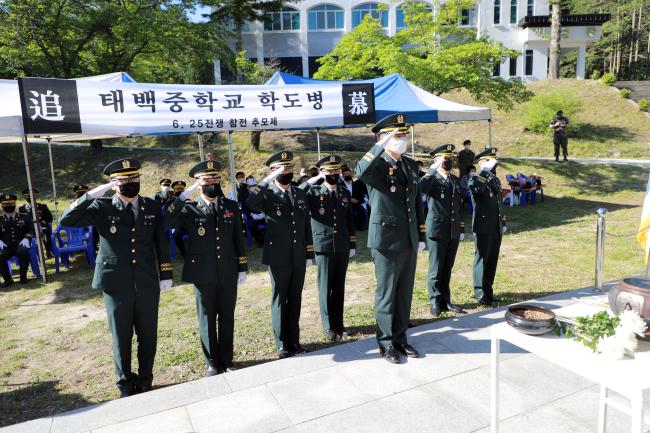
348, 91, 368, 116
28, 90, 65, 121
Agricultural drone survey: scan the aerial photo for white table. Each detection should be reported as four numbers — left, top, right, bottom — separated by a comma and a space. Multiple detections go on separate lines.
491, 313, 650, 433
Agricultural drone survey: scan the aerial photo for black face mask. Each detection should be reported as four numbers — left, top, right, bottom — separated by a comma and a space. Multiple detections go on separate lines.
119, 182, 140, 198
2, 205, 16, 214
277, 173, 294, 186
442, 160, 453, 171
202, 183, 222, 198
325, 174, 339, 185
344, 175, 353, 182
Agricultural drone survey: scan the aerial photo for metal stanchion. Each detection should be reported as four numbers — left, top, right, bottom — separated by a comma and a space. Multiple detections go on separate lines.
595, 208, 607, 291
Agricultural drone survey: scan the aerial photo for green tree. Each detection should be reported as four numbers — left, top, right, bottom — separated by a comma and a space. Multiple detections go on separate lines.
315, 0, 532, 110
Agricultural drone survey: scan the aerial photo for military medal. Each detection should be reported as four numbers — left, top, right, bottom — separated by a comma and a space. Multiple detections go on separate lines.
441, 193, 445, 199
109, 225, 117, 234
277, 210, 282, 216
490, 191, 494, 197
198, 226, 206, 236
390, 185, 396, 192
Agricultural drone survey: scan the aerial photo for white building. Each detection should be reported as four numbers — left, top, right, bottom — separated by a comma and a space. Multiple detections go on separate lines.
217, 0, 609, 83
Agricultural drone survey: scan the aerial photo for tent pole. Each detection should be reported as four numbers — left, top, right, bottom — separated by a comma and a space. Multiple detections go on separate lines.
316, 128, 321, 160
488, 119, 493, 148
46, 138, 58, 220
227, 131, 237, 202
197, 133, 205, 161
411, 125, 415, 157
21, 134, 47, 282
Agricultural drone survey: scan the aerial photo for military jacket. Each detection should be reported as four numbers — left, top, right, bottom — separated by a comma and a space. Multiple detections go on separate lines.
468, 169, 507, 235
59, 194, 173, 291
164, 196, 247, 285
420, 170, 464, 240
299, 182, 356, 253
153, 191, 172, 206
246, 181, 314, 266
18, 203, 53, 226
0, 213, 34, 247
354, 144, 425, 250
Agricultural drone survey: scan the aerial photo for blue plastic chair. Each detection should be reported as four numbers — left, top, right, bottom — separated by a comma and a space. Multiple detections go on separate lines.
517, 173, 536, 207
6, 238, 43, 281
51, 226, 96, 274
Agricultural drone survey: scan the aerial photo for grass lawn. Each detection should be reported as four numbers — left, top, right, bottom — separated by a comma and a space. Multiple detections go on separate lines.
0, 155, 647, 427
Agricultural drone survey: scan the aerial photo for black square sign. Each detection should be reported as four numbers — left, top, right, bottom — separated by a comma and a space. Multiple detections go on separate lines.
18, 77, 82, 134
342, 83, 375, 125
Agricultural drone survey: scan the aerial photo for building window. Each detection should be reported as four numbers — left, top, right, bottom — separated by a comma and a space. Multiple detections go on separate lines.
264, 6, 300, 31
509, 57, 517, 76
396, 3, 432, 29
460, 8, 470, 25
527, 0, 534, 16
493, 62, 501, 77
308, 5, 344, 30
352, 2, 388, 28
494, 0, 501, 24
525, 49, 533, 75
510, 0, 517, 24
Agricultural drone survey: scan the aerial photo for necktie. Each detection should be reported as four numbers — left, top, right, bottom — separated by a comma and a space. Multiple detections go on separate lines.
210, 202, 218, 217
284, 190, 292, 207
395, 160, 407, 183
126, 203, 135, 225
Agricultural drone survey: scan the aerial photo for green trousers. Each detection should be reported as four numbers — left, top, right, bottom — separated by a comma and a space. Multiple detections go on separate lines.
315, 252, 349, 333
194, 274, 237, 369
426, 237, 460, 307
269, 264, 306, 349
103, 289, 160, 391
473, 233, 502, 301
371, 248, 417, 349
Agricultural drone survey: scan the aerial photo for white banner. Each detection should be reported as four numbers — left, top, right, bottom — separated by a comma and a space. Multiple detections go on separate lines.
17, 78, 376, 136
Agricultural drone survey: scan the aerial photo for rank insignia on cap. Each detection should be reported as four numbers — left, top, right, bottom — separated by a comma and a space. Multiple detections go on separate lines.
122, 160, 130, 169
330, 156, 336, 162
207, 161, 214, 169
281, 152, 287, 160
397, 114, 404, 124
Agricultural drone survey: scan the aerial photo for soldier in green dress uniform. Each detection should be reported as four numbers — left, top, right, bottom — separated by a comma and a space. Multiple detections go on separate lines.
468, 148, 507, 306
299, 155, 356, 341
19, 188, 53, 257
246, 151, 315, 359
354, 113, 426, 364
153, 178, 172, 205
0, 193, 34, 287
420, 144, 466, 318
163, 160, 247, 376
59, 158, 173, 397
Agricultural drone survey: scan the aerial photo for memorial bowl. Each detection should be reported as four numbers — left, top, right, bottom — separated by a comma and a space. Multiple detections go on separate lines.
505, 304, 556, 335
608, 277, 650, 340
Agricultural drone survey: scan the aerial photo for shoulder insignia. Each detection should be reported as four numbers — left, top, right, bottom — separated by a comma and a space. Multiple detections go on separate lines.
362, 152, 375, 162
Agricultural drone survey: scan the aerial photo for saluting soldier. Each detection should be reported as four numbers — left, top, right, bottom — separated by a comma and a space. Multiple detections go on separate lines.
468, 148, 507, 306
420, 145, 466, 318
153, 178, 172, 205
170, 180, 188, 257
300, 155, 356, 341
354, 113, 426, 364
0, 193, 34, 287
19, 188, 53, 257
59, 158, 173, 397
163, 160, 247, 376
246, 151, 315, 359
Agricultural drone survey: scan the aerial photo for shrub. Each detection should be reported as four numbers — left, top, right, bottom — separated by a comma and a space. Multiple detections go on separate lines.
600, 72, 616, 86
590, 69, 601, 80
639, 99, 650, 112
620, 88, 631, 99
522, 91, 582, 134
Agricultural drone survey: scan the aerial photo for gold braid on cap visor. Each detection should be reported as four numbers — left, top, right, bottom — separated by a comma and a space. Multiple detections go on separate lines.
109, 171, 140, 180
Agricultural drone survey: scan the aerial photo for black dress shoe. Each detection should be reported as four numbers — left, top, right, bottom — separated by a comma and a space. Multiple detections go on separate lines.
291, 343, 307, 355
139, 383, 153, 393
278, 348, 291, 359
430, 305, 442, 318
324, 329, 337, 341
19, 277, 29, 284
446, 303, 466, 314
1, 279, 14, 288
380, 346, 401, 364
118, 384, 137, 398
206, 366, 219, 377
340, 328, 357, 337
408, 322, 416, 328
477, 297, 492, 306
395, 343, 420, 358
491, 297, 501, 304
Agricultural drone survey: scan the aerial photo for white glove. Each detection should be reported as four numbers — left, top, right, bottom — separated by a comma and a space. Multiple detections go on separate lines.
418, 241, 425, 252
19, 238, 30, 248
484, 158, 498, 171
159, 279, 172, 292
87, 181, 116, 199
430, 158, 443, 171
306, 259, 312, 268
307, 172, 325, 185
180, 181, 201, 201
0, 240, 6, 250
237, 272, 247, 285
502, 226, 507, 234
375, 129, 399, 149
349, 249, 356, 258
460, 233, 465, 241
264, 166, 285, 183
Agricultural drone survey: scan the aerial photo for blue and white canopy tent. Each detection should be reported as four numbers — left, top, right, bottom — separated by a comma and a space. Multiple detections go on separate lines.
266, 71, 493, 158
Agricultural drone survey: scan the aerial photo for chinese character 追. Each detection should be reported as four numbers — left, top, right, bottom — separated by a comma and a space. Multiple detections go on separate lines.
223, 94, 244, 109
133, 91, 155, 112
258, 91, 279, 111
306, 91, 323, 110
193, 92, 218, 112
282, 93, 302, 108
28, 90, 65, 121
163, 92, 189, 113
99, 90, 124, 113
348, 91, 368, 116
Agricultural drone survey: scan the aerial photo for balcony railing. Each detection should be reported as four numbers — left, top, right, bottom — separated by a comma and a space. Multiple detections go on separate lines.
519, 13, 611, 28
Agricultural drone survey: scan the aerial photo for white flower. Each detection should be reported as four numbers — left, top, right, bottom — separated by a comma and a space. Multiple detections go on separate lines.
619, 309, 648, 337
614, 326, 638, 352
597, 335, 625, 360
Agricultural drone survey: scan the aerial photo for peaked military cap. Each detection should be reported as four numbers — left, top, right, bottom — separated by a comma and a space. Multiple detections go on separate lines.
159, 178, 172, 186
316, 155, 342, 171
189, 160, 222, 178
265, 151, 294, 167
1, 193, 17, 205
22, 188, 38, 196
73, 184, 88, 193
171, 180, 187, 190
371, 113, 410, 134
473, 147, 498, 163
103, 158, 141, 178
430, 144, 456, 157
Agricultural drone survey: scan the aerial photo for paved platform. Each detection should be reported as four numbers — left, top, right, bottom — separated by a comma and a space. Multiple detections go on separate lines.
3, 285, 647, 433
